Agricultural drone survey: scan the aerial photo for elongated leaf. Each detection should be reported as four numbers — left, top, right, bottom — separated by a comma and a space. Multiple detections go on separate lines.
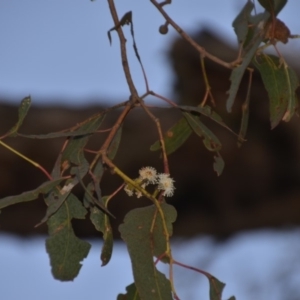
183, 112, 222, 152
36, 157, 91, 227
107, 125, 122, 160
119, 203, 177, 300
19, 130, 96, 139
4, 96, 31, 137
117, 283, 141, 300
46, 194, 91, 281
238, 70, 252, 147
179, 105, 236, 136
227, 37, 262, 112
253, 54, 299, 128
0, 178, 64, 209
37, 188, 73, 227
83, 160, 104, 209
41, 113, 106, 223
90, 198, 113, 266
227, 11, 270, 112
61, 113, 105, 165
282, 63, 299, 122
258, 0, 287, 15
150, 117, 192, 155
232, 1, 254, 44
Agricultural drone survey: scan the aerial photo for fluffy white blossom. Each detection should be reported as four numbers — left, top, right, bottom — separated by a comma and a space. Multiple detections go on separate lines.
157, 173, 175, 197
139, 166, 158, 184
135, 183, 147, 199
124, 184, 134, 196
124, 167, 175, 199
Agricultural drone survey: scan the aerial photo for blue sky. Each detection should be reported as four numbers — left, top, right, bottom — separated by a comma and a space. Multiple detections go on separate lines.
1, 229, 300, 300
1, 1, 300, 299
3, 0, 299, 106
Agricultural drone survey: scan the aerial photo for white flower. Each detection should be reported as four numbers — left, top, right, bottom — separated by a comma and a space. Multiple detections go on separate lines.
139, 166, 157, 184
124, 184, 134, 196
157, 173, 175, 197
135, 183, 147, 198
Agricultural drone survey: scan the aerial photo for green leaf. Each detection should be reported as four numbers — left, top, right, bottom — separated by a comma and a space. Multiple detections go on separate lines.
90, 198, 113, 266
0, 178, 64, 209
19, 111, 105, 139
183, 112, 222, 152
232, 1, 254, 44
253, 54, 299, 128
83, 160, 107, 212
150, 117, 192, 155
107, 125, 122, 160
117, 283, 141, 300
37, 187, 73, 227
179, 105, 236, 136
5, 96, 31, 137
258, 0, 287, 15
46, 194, 91, 281
227, 11, 270, 112
227, 297, 236, 300
39, 113, 105, 225
238, 78, 251, 147
18, 130, 96, 139
119, 203, 177, 300
61, 113, 105, 165
227, 40, 260, 112
209, 276, 225, 300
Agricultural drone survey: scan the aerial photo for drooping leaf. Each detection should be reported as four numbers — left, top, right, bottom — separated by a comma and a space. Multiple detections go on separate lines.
90, 197, 113, 266
39, 113, 106, 224
238, 70, 252, 147
208, 276, 225, 300
119, 203, 177, 300
37, 187, 73, 227
183, 112, 222, 152
83, 160, 106, 212
227, 37, 261, 112
46, 194, 91, 281
18, 130, 96, 139
61, 113, 105, 165
81, 173, 114, 217
179, 105, 236, 136
232, 1, 254, 44
117, 283, 141, 300
258, 0, 287, 15
283, 63, 299, 122
107, 125, 122, 160
0, 178, 64, 209
36, 157, 91, 227
4, 96, 31, 137
150, 117, 192, 155
253, 54, 299, 128
227, 11, 270, 112
19, 111, 105, 139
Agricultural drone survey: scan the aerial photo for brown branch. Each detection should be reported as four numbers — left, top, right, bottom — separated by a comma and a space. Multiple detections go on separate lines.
107, 0, 140, 99
150, 0, 239, 69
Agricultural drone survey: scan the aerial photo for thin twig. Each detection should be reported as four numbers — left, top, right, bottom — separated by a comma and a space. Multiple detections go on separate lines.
107, 0, 140, 99
150, 0, 239, 69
